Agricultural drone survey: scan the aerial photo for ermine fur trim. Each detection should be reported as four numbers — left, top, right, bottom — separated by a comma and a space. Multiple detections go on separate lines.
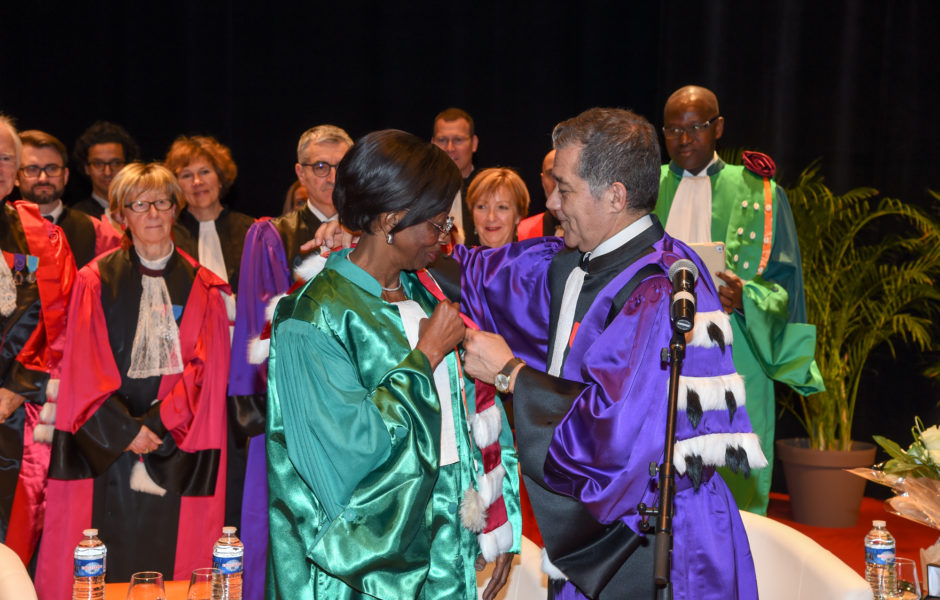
33, 424, 54, 444
542, 549, 569, 581
477, 521, 513, 562
247, 337, 270, 365
39, 401, 56, 424
478, 463, 506, 506
460, 486, 486, 532
678, 373, 745, 411
45, 378, 60, 401
130, 461, 168, 496
471, 405, 502, 450
689, 310, 733, 348
293, 253, 327, 282
673, 433, 768, 474
264, 293, 287, 324
224, 292, 237, 322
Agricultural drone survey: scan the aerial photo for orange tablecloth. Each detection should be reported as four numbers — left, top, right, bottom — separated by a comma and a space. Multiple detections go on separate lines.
105, 579, 188, 599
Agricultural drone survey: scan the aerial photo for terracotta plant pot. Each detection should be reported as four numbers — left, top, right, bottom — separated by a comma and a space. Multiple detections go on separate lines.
775, 438, 877, 528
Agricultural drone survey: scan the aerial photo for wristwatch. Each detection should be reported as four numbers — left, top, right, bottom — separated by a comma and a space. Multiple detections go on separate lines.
494, 357, 525, 394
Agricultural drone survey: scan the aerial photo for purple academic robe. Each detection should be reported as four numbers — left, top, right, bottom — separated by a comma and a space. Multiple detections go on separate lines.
452, 219, 761, 599
229, 219, 290, 600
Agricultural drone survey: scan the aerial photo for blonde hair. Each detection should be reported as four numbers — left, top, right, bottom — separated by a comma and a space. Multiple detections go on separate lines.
109, 162, 183, 217
465, 167, 530, 217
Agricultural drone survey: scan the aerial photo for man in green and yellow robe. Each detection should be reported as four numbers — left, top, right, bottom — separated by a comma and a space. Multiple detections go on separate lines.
655, 85, 824, 515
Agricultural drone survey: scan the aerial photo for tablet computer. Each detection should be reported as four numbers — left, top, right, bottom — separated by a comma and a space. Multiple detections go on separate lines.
688, 242, 727, 289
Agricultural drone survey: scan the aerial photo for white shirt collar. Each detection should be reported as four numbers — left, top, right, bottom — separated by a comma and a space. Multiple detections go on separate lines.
92, 191, 109, 210
585, 214, 654, 261
306, 200, 337, 223
45, 200, 65, 223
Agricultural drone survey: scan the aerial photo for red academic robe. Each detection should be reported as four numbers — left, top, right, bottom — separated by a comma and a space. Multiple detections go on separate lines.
2, 201, 75, 565
35, 248, 230, 600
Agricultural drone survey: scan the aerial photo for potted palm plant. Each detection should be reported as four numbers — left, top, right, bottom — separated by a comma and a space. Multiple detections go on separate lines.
776, 164, 940, 525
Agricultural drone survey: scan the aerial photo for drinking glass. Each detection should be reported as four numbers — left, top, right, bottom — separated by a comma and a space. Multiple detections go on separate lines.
187, 567, 223, 600
126, 571, 166, 600
887, 557, 922, 600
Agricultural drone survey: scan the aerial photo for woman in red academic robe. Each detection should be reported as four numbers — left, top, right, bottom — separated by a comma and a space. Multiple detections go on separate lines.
35, 162, 230, 600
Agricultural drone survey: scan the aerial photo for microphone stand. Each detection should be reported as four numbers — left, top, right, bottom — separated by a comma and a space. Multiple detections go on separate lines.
639, 315, 690, 600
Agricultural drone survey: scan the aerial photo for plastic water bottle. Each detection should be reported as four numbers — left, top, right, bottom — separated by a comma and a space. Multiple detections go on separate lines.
73, 528, 106, 600
865, 519, 896, 599
212, 526, 243, 600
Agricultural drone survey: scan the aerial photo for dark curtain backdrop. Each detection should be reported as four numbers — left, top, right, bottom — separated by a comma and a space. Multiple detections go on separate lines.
1, 0, 938, 488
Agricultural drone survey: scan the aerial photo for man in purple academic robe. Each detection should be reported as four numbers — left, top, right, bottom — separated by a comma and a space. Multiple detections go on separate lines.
228, 125, 352, 600
458, 108, 763, 599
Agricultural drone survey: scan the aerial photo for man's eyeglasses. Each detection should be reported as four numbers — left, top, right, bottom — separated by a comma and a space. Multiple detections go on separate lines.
20, 164, 65, 178
88, 158, 126, 172
662, 115, 721, 139
125, 198, 175, 213
300, 161, 339, 178
426, 216, 455, 237
433, 136, 471, 148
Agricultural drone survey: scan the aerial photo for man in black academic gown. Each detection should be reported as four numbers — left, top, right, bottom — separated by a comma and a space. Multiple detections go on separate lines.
17, 130, 99, 268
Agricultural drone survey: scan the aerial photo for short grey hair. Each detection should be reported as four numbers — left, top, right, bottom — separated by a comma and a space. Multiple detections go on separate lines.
296, 125, 353, 162
552, 107, 661, 213
0, 114, 23, 169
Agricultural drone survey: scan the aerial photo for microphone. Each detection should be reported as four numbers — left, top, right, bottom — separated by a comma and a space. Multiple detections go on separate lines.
668, 259, 698, 332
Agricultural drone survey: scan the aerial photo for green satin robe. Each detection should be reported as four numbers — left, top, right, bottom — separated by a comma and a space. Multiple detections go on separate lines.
657, 161, 825, 515
265, 249, 521, 599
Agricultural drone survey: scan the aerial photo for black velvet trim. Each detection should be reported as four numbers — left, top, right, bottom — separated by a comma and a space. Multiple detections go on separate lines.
229, 394, 266, 442
0, 297, 44, 402
513, 366, 586, 483
142, 402, 168, 439
0, 407, 26, 532
146, 443, 221, 497
707, 321, 726, 353
425, 254, 463, 304
514, 367, 648, 597
686, 388, 703, 429
49, 395, 140, 479
273, 207, 323, 270
526, 474, 649, 599
5, 361, 48, 404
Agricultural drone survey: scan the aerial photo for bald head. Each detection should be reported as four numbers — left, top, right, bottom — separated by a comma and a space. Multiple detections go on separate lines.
662, 85, 724, 174
664, 85, 720, 119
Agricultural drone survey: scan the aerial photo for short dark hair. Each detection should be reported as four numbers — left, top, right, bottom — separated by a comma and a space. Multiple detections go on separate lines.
433, 107, 475, 137
552, 107, 661, 213
72, 121, 140, 173
19, 130, 68, 165
334, 130, 462, 234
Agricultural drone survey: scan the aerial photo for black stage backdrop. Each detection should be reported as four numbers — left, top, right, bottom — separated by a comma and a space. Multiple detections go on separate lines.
1, 0, 938, 490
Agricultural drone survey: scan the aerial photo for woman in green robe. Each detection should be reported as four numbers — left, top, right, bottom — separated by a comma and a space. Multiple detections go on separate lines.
265, 130, 521, 600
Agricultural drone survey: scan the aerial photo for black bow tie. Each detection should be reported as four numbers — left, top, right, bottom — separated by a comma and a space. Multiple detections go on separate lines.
43, 215, 54, 223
